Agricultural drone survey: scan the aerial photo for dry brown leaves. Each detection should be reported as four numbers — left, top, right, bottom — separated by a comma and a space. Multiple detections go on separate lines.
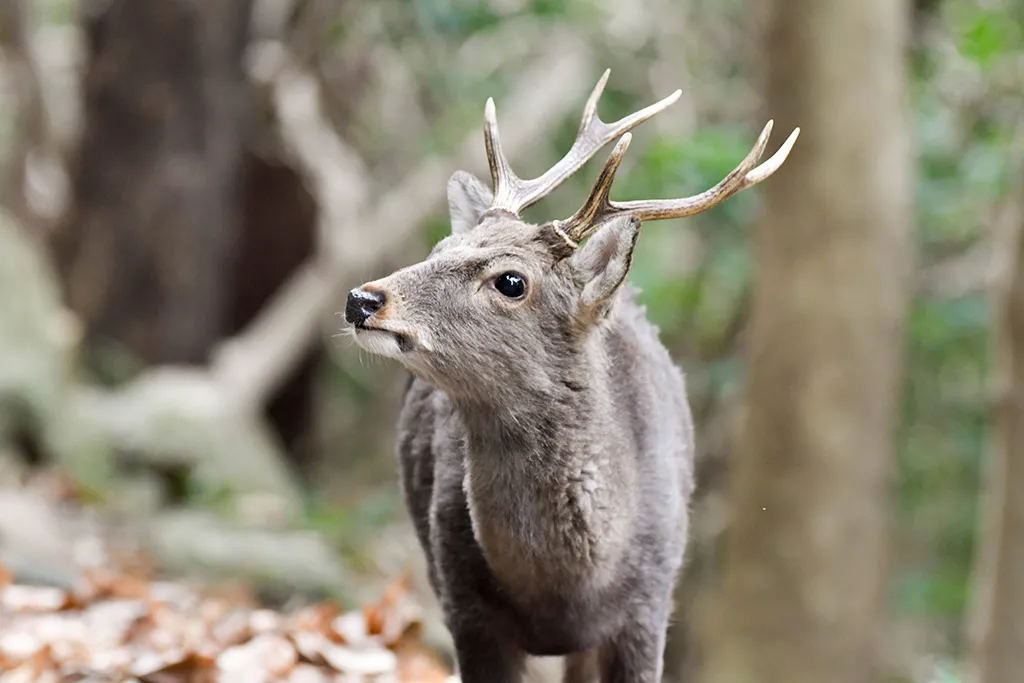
0, 567, 453, 683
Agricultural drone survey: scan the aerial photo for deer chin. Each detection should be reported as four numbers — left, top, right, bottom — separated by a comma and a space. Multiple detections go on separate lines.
352, 323, 424, 359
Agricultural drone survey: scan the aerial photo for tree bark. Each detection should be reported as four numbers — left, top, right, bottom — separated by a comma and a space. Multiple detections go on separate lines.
233, 150, 318, 464
55, 0, 253, 366
965, 182, 1024, 683
700, 1, 914, 682
52, 0, 320, 469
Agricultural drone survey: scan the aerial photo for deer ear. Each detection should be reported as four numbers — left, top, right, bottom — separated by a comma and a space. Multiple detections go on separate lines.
447, 171, 494, 235
571, 215, 642, 317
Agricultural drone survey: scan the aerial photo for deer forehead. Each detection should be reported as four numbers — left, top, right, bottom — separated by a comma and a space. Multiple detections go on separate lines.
466, 216, 545, 247
427, 225, 553, 265
411, 248, 549, 287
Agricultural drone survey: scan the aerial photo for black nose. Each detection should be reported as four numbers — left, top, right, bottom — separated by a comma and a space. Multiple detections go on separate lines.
346, 287, 387, 325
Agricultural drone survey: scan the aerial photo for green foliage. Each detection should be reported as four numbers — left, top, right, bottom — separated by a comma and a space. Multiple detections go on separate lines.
955, 7, 1022, 69
623, 129, 757, 355
624, 128, 760, 232
892, 0, 1019, 626
411, 0, 506, 37
406, 0, 580, 38
301, 491, 405, 572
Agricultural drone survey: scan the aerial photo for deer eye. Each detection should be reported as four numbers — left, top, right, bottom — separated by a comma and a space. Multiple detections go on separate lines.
494, 272, 527, 299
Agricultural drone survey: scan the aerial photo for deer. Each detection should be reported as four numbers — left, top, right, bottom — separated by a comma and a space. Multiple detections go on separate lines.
344, 70, 798, 683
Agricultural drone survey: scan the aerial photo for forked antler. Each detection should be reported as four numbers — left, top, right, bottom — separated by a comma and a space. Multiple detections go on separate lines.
552, 120, 801, 247
483, 69, 682, 216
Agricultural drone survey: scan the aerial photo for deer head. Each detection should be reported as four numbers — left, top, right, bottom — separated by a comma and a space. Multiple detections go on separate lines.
345, 70, 799, 401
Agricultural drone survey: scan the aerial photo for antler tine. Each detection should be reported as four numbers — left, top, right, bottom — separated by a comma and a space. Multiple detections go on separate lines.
743, 125, 801, 185
612, 123, 801, 222
556, 122, 801, 242
483, 97, 515, 207
484, 69, 682, 216
554, 133, 633, 246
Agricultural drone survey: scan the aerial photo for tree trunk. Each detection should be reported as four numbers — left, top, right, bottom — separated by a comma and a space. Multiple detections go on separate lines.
55, 0, 253, 366
233, 150, 318, 465
965, 181, 1024, 683
52, 0, 320, 469
699, 1, 914, 682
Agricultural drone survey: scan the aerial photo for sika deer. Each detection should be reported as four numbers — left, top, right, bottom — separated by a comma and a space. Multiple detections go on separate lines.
344, 71, 798, 683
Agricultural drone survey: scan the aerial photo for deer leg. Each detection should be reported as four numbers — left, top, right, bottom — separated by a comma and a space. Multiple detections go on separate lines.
565, 650, 600, 683
598, 604, 671, 683
450, 626, 525, 683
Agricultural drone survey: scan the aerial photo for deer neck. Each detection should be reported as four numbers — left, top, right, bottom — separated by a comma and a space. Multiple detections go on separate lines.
453, 336, 637, 592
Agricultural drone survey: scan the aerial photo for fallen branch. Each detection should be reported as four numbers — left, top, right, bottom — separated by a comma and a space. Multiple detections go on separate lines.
0, 464, 349, 604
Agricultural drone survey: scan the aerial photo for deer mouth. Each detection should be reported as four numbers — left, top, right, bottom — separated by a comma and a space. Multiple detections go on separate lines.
352, 323, 415, 356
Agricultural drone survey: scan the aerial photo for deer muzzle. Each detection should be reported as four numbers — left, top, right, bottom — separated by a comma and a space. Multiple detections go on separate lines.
345, 287, 388, 326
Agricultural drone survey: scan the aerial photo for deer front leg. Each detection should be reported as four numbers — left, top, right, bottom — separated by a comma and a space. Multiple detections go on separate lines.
599, 604, 671, 683
450, 625, 525, 683
430, 458, 526, 683
565, 650, 599, 683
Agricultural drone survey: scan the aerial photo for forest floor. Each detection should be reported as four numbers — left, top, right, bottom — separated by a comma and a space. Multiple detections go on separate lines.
0, 459, 454, 683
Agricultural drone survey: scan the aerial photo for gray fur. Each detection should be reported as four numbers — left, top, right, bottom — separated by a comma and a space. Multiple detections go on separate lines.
447, 170, 495, 235
348, 171, 696, 683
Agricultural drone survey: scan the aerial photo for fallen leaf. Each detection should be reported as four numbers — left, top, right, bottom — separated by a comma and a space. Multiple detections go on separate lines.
286, 663, 330, 683
0, 631, 44, 661
363, 573, 410, 637
320, 642, 397, 675
330, 611, 368, 645
216, 633, 298, 682
250, 608, 283, 634
130, 646, 191, 677
394, 640, 452, 683
0, 542, 449, 683
1, 585, 71, 611
290, 630, 328, 663
289, 602, 340, 635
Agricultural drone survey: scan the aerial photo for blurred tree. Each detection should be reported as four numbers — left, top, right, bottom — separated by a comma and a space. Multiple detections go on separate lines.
56, 0, 252, 366
913, 0, 944, 35
51, 0, 319, 469
699, 1, 914, 682
965, 174, 1024, 683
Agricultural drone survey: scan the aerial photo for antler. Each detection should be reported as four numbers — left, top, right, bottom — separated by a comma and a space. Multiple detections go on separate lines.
552, 120, 801, 247
483, 69, 682, 216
